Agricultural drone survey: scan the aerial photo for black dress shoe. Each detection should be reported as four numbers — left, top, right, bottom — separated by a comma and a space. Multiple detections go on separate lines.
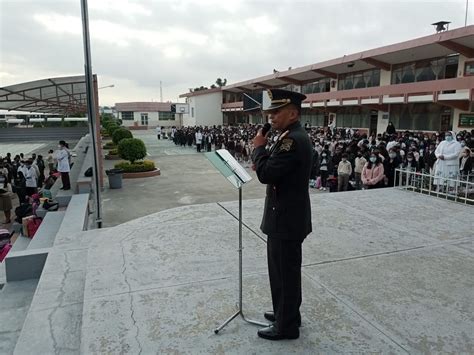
264, 311, 301, 327
257, 325, 299, 341
264, 311, 275, 322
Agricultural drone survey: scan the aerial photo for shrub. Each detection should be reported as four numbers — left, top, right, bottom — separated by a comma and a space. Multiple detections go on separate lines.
108, 149, 118, 156
114, 160, 156, 173
107, 123, 120, 136
103, 141, 116, 149
112, 128, 133, 145
118, 138, 147, 163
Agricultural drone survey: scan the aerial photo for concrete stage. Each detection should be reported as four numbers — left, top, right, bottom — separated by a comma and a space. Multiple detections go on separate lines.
10, 188, 473, 354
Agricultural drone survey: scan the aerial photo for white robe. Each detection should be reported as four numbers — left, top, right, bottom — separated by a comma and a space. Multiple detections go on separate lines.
433, 138, 462, 186
55, 149, 71, 173
195, 132, 203, 144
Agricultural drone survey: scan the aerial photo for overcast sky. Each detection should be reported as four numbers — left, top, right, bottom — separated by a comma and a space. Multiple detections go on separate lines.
0, 0, 472, 106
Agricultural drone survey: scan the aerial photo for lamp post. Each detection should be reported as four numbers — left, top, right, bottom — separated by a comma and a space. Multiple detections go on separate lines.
98, 84, 115, 90
466, 0, 469, 27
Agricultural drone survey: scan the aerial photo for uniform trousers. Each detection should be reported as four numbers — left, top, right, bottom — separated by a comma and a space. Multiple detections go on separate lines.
267, 236, 302, 333
60, 172, 71, 190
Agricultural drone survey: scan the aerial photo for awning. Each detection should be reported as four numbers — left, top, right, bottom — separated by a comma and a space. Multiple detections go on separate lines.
0, 75, 88, 115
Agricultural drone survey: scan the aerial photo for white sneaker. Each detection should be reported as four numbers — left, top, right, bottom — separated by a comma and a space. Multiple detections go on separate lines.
319, 187, 323, 191
323, 187, 327, 191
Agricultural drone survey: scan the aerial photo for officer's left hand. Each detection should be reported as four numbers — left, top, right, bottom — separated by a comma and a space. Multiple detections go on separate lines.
253, 129, 269, 148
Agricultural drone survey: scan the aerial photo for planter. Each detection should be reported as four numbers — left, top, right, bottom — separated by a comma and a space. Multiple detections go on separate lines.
105, 154, 120, 160
122, 168, 161, 179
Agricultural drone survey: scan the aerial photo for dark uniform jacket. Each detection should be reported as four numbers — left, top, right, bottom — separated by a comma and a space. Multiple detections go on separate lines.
252, 121, 312, 241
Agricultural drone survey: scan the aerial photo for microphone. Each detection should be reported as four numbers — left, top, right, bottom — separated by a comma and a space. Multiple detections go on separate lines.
261, 122, 271, 136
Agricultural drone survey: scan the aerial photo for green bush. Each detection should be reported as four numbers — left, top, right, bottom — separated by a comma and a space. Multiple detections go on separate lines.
108, 149, 118, 155
107, 123, 120, 136
118, 138, 147, 163
114, 160, 156, 173
103, 141, 116, 149
112, 128, 133, 145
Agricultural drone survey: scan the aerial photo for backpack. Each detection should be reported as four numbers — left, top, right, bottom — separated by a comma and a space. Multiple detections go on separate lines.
26, 217, 42, 238
14, 203, 33, 223
0, 243, 12, 262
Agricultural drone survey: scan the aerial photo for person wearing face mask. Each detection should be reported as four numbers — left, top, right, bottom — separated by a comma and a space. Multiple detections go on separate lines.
361, 153, 385, 189
434, 131, 462, 191
337, 153, 352, 191
24, 159, 38, 197
459, 148, 472, 177
383, 149, 401, 187
424, 144, 437, 174
403, 152, 419, 171
354, 150, 367, 190
319, 146, 331, 191
55, 140, 71, 191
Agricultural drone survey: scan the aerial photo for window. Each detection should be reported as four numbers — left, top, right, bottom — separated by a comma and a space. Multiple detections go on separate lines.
301, 112, 325, 127
302, 78, 331, 94
389, 103, 446, 131
191, 107, 194, 118
121, 111, 134, 120
338, 69, 380, 91
140, 113, 148, 125
158, 112, 175, 121
465, 61, 474, 76
391, 56, 459, 84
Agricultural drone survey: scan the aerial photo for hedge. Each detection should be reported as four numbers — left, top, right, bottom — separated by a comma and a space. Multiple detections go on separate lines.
114, 160, 156, 173
103, 141, 116, 149
117, 138, 147, 163
107, 123, 120, 136
112, 128, 133, 145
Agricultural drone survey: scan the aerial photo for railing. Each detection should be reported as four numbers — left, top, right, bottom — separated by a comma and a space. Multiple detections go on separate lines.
395, 168, 474, 205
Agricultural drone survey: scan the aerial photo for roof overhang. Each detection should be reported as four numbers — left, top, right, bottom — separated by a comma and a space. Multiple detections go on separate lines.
221, 25, 474, 92
0, 75, 90, 115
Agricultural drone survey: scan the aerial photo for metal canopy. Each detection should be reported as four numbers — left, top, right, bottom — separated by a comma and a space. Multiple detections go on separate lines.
0, 75, 88, 114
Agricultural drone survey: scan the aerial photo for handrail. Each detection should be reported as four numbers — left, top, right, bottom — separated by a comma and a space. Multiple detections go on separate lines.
394, 167, 473, 205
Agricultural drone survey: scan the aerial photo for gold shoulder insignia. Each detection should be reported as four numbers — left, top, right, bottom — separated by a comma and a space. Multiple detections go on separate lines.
280, 138, 294, 152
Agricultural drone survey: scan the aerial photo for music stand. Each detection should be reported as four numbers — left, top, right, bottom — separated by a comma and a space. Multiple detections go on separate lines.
205, 149, 270, 334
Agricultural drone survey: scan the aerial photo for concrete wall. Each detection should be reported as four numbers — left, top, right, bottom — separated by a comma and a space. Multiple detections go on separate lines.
183, 92, 223, 127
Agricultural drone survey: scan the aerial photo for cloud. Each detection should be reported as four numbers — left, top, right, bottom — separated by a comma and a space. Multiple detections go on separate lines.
0, 0, 471, 105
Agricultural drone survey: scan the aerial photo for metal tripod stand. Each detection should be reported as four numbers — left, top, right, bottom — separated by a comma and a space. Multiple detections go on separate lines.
214, 186, 270, 334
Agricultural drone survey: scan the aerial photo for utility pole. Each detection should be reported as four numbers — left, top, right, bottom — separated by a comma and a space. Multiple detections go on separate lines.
160, 81, 163, 102
466, 0, 469, 26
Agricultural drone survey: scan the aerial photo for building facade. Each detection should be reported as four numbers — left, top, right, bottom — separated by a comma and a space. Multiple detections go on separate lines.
115, 102, 180, 128
181, 88, 223, 127
180, 25, 474, 133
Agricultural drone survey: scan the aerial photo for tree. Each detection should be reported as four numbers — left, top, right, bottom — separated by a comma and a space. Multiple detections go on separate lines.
112, 128, 133, 145
216, 78, 227, 87
117, 138, 147, 163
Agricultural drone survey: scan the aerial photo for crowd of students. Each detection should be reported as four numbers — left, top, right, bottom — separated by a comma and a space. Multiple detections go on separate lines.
166, 123, 473, 192
0, 140, 72, 225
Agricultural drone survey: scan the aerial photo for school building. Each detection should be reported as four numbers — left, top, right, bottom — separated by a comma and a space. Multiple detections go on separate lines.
179, 25, 474, 133
115, 102, 188, 129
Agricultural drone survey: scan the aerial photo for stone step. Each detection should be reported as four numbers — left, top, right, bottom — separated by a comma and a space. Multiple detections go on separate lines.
0, 279, 39, 354
12, 228, 108, 355
27, 211, 65, 250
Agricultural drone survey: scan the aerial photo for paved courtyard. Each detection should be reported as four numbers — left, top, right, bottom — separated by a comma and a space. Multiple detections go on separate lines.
101, 130, 319, 227
10, 188, 472, 354
1, 130, 472, 354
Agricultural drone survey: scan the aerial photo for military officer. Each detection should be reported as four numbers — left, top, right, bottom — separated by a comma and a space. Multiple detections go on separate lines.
252, 89, 312, 341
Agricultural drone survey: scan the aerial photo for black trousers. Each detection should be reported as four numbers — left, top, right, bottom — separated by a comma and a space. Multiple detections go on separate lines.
267, 237, 302, 333
60, 172, 71, 190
